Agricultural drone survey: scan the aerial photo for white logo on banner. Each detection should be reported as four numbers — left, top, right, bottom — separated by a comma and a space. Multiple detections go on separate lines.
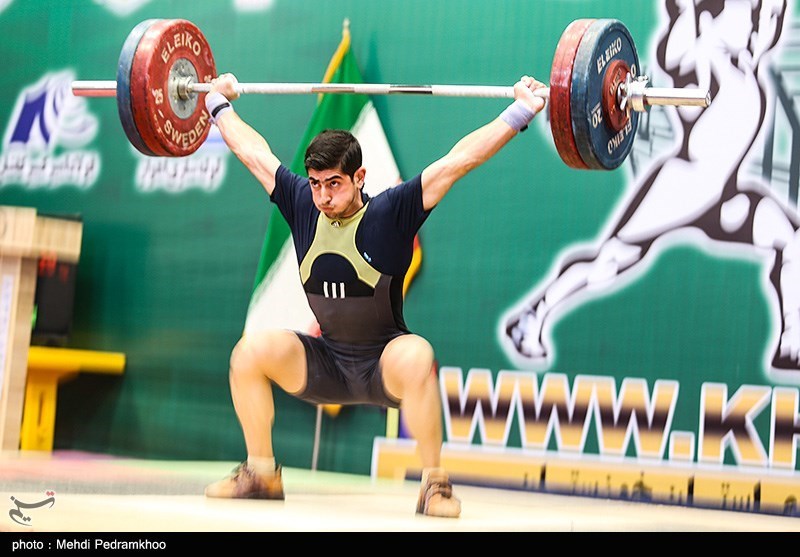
92, 0, 153, 17
0, 71, 100, 189
233, 0, 275, 11
134, 126, 228, 194
502, 1, 800, 379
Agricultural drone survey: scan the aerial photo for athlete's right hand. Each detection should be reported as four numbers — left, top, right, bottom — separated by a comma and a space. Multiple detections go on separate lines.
513, 75, 546, 114
210, 73, 240, 101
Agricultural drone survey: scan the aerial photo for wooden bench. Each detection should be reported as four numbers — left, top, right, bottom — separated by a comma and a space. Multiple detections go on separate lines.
20, 346, 125, 451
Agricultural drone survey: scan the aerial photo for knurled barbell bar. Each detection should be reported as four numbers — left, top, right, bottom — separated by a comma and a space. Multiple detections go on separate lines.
71, 17, 710, 169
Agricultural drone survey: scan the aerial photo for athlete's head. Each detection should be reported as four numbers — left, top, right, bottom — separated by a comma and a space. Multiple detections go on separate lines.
304, 129, 366, 220
305, 129, 362, 177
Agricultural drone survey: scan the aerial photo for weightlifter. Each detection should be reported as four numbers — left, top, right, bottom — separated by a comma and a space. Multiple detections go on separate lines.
202, 71, 547, 517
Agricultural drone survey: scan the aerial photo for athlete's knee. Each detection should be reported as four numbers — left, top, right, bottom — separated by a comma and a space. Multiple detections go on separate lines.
399, 335, 434, 368
229, 338, 258, 382
384, 335, 435, 387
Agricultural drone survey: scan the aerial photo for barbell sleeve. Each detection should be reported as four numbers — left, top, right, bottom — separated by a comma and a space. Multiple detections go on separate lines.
623, 76, 711, 111
72, 81, 118, 97
635, 87, 711, 108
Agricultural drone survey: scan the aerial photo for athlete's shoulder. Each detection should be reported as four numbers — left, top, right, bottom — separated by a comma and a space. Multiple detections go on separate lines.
371, 174, 423, 203
275, 164, 309, 187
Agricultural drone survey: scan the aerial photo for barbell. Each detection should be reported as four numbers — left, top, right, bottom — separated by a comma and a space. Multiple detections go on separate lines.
71, 18, 710, 170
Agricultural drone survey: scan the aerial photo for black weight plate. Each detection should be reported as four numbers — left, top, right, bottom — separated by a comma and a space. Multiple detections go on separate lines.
117, 19, 161, 156
570, 19, 639, 170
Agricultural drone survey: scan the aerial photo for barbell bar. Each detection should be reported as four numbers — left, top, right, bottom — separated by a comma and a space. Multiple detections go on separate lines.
70, 17, 711, 168
71, 79, 709, 107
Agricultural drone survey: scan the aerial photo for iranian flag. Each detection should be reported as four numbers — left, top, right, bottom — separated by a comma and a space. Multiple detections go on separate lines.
244, 22, 421, 431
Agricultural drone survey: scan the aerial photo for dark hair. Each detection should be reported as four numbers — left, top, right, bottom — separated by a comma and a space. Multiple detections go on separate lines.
304, 129, 362, 177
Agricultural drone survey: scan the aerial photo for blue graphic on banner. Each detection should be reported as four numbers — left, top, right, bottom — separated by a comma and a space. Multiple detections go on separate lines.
1, 71, 100, 189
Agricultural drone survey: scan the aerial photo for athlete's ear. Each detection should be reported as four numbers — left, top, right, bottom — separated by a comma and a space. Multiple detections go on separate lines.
354, 166, 366, 188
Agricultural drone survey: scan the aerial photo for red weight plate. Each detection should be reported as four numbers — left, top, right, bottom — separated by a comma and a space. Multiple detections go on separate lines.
601, 59, 630, 132
549, 19, 594, 170
130, 19, 216, 157
130, 19, 173, 156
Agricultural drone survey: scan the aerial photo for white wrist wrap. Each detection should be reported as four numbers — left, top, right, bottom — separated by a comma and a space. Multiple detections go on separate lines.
500, 100, 536, 132
205, 92, 234, 124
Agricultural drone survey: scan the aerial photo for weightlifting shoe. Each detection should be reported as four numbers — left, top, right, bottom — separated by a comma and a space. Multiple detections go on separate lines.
204, 461, 285, 500
416, 469, 461, 518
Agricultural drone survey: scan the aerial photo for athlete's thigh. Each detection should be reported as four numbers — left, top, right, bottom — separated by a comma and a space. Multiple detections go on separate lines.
239, 329, 307, 394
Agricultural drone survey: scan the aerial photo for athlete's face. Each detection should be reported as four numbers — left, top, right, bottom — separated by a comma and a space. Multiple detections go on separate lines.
308, 166, 366, 220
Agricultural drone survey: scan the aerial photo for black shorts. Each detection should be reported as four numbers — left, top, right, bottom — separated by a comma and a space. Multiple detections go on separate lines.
294, 333, 403, 408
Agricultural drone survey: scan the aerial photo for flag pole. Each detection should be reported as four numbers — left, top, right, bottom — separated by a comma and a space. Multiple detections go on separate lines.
311, 18, 354, 468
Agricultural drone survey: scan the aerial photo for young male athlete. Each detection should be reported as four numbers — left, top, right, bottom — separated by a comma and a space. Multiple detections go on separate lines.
203, 71, 546, 517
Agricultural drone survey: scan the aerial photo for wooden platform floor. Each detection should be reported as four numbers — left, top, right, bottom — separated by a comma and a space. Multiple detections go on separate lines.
1, 451, 799, 532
